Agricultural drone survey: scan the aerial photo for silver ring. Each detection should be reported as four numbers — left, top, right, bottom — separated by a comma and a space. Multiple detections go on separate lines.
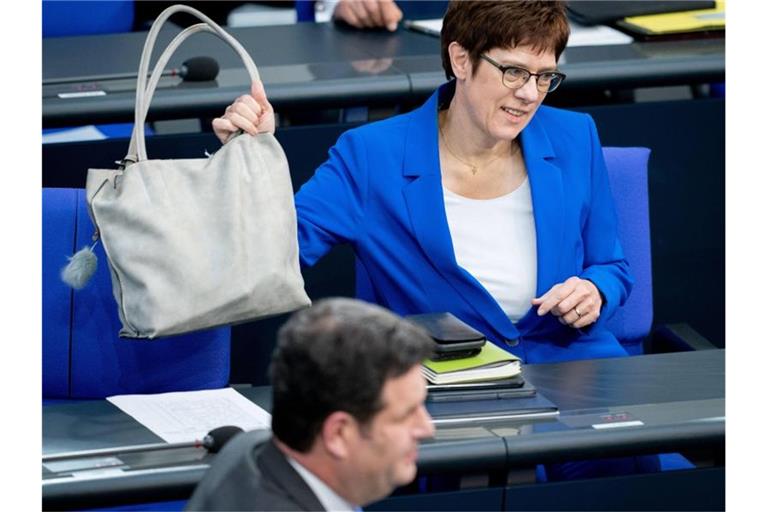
574, 307, 582, 317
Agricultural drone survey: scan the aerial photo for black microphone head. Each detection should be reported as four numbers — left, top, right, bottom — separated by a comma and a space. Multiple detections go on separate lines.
180, 56, 219, 82
203, 426, 244, 453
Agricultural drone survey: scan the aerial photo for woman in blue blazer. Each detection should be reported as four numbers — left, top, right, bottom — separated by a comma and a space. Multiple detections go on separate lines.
215, 1, 632, 365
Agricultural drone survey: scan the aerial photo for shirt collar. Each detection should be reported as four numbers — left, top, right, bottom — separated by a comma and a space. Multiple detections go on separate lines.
286, 455, 359, 512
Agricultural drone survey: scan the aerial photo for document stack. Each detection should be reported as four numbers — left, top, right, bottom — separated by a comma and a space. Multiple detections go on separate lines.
421, 343, 521, 385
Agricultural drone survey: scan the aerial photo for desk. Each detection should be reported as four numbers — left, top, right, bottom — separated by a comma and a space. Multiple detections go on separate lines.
42, 22, 725, 127
43, 350, 724, 510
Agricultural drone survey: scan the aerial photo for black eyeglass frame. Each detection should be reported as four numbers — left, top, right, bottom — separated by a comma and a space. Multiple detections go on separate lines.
480, 54, 566, 93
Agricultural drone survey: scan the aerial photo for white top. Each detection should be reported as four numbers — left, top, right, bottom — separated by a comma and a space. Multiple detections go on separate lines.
443, 178, 538, 323
287, 456, 357, 512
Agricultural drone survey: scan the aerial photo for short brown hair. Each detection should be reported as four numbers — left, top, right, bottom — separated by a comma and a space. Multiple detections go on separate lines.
441, 0, 570, 80
270, 298, 435, 452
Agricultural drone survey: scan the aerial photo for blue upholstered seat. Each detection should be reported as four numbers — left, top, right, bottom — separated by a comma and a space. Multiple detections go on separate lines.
43, 0, 134, 38
602, 147, 653, 355
42, 188, 77, 398
42, 188, 230, 399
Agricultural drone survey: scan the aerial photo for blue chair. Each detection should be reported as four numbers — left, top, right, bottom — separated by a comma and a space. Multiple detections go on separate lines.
42, 188, 231, 401
602, 146, 718, 355
43, 188, 77, 399
43, 0, 135, 38
602, 147, 653, 355
295, 0, 316, 22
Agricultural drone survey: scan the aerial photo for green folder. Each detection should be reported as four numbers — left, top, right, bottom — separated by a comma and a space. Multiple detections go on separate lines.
424, 342, 519, 373
422, 343, 521, 384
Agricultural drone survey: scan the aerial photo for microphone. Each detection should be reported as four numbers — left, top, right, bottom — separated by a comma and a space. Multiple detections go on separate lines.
43, 56, 220, 86
201, 425, 243, 453
42, 425, 244, 463
170, 56, 219, 82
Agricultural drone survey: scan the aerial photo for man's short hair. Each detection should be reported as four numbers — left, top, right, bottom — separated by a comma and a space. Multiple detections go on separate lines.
270, 298, 435, 452
441, 0, 570, 80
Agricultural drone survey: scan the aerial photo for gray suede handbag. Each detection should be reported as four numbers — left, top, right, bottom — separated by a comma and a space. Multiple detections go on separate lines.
83, 4, 311, 338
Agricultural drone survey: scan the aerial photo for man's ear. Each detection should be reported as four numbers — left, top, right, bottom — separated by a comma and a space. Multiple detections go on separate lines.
448, 42, 471, 80
319, 411, 356, 460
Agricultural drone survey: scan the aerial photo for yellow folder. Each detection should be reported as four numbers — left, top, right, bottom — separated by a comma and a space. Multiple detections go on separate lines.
619, 0, 725, 35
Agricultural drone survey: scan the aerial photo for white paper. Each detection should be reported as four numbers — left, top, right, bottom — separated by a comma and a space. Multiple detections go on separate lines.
404, 19, 443, 36
592, 420, 644, 429
568, 21, 634, 47
227, 3, 297, 27
406, 19, 633, 47
107, 388, 271, 443
42, 125, 107, 144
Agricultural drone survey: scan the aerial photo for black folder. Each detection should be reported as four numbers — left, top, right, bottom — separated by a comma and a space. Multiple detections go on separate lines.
567, 1, 715, 26
427, 385, 558, 424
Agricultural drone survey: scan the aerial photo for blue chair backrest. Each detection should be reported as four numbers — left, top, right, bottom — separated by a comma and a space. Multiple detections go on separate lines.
43, 189, 77, 398
602, 147, 653, 354
295, 0, 316, 22
353, 146, 653, 355
43, 188, 231, 399
43, 0, 134, 38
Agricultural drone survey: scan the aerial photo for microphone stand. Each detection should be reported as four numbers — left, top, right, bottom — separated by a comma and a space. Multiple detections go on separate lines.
43, 439, 206, 463
43, 69, 180, 86
43, 425, 243, 462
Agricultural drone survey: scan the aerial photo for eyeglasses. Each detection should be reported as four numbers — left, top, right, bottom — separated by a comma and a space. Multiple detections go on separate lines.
480, 54, 566, 93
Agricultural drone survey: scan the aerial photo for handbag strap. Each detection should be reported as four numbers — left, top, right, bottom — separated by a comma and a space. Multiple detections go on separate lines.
126, 4, 261, 163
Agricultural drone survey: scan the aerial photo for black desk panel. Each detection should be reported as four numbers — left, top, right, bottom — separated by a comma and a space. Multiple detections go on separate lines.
503, 467, 725, 511
42, 22, 724, 127
42, 351, 724, 510
43, 23, 377, 80
524, 350, 724, 410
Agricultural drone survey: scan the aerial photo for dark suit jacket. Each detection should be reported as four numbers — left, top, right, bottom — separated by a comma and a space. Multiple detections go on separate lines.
185, 431, 326, 511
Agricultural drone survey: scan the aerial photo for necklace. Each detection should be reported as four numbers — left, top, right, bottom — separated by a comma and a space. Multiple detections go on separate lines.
439, 121, 520, 176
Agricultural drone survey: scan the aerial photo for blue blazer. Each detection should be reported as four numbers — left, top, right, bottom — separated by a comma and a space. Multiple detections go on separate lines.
295, 82, 632, 363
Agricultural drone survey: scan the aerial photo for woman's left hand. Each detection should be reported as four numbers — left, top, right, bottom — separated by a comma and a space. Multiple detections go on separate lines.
531, 276, 603, 329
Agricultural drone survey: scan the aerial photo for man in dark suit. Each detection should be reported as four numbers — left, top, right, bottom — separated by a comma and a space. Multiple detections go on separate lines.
186, 298, 436, 511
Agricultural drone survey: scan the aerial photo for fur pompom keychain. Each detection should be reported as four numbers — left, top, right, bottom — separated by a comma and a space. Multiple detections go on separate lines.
61, 242, 98, 289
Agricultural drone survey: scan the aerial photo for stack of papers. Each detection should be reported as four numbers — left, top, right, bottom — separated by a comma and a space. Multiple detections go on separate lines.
422, 343, 521, 385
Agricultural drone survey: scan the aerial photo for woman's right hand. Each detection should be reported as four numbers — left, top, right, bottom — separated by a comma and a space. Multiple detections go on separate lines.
212, 80, 275, 144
